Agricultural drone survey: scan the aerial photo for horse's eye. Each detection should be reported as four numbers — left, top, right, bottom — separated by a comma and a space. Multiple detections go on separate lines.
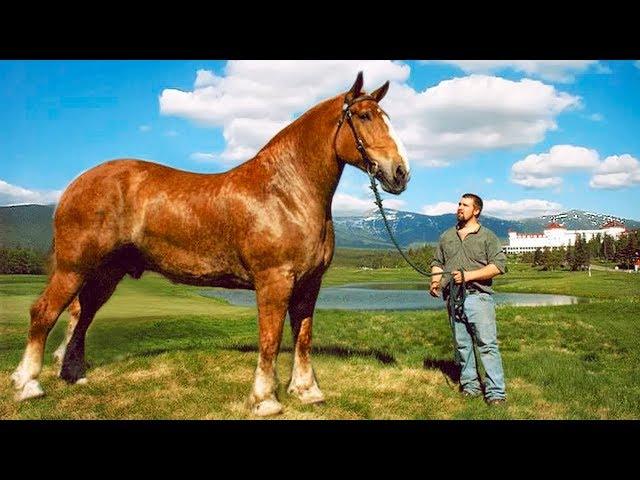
358, 112, 372, 121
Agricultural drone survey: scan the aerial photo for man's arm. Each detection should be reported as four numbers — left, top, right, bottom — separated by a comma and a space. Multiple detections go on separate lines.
431, 265, 444, 284
430, 265, 444, 297
458, 264, 502, 282
429, 240, 446, 297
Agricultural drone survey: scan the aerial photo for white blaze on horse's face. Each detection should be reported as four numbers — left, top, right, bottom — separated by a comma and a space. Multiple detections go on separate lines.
381, 113, 410, 191
382, 114, 410, 175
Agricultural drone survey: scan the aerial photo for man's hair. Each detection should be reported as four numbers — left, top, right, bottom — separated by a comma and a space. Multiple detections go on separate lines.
462, 193, 483, 217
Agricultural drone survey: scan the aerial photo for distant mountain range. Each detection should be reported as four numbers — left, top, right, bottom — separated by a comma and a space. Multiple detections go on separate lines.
334, 208, 640, 248
1, 204, 638, 252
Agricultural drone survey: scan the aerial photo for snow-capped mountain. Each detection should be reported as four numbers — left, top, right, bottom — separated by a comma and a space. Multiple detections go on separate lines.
333, 208, 640, 248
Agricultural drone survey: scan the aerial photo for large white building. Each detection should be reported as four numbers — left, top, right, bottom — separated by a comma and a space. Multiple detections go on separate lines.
504, 221, 627, 254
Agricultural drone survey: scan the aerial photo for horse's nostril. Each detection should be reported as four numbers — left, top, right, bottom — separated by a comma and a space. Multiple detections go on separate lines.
395, 165, 406, 180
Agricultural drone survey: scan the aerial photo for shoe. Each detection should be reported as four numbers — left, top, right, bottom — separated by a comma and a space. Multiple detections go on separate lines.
485, 398, 506, 406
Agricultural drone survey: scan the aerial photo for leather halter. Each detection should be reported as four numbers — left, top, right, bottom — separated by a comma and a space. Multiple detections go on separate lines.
336, 94, 387, 176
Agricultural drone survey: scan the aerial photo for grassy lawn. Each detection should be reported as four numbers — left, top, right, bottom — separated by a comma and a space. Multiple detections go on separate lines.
1, 265, 639, 419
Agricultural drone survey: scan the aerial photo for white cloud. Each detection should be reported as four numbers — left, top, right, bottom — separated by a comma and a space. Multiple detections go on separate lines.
594, 154, 639, 174
139, 125, 151, 132
373, 74, 579, 165
0, 179, 62, 206
483, 199, 564, 219
190, 152, 217, 163
332, 192, 406, 216
161, 61, 409, 165
512, 147, 640, 191
423, 60, 603, 83
511, 175, 563, 189
421, 202, 458, 216
485, 177, 494, 184
165, 130, 178, 137
590, 154, 640, 189
160, 62, 579, 168
588, 113, 604, 122
511, 145, 600, 188
421, 198, 564, 220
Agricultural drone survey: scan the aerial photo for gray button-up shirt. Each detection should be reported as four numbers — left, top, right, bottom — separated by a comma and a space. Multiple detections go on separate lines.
430, 224, 507, 295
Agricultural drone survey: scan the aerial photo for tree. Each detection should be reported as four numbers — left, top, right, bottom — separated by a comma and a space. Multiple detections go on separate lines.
572, 234, 590, 270
616, 232, 639, 269
541, 247, 552, 270
0, 247, 46, 274
521, 251, 534, 264
587, 235, 601, 259
614, 235, 630, 268
533, 248, 543, 267
602, 233, 615, 261
565, 244, 575, 269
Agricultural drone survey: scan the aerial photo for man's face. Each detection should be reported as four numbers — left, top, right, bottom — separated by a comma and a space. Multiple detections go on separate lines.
457, 197, 479, 222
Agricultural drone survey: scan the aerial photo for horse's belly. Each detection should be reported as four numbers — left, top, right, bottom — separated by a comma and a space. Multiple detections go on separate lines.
141, 238, 253, 288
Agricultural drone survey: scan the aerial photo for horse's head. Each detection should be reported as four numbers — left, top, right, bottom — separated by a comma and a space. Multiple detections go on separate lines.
335, 72, 410, 194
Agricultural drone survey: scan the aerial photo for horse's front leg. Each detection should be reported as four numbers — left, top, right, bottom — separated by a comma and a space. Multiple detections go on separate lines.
287, 275, 325, 404
248, 267, 295, 417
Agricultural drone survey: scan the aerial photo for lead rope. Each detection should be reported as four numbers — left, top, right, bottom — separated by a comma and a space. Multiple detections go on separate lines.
367, 170, 465, 373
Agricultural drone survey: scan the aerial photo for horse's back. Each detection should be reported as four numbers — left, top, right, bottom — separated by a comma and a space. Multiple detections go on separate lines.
53, 159, 205, 269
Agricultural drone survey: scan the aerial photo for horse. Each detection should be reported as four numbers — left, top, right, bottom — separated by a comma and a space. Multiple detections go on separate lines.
11, 72, 411, 416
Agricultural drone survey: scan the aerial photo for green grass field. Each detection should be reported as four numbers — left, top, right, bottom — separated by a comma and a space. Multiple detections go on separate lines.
1, 264, 639, 419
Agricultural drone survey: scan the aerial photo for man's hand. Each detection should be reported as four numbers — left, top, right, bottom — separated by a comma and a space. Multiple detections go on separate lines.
452, 270, 465, 284
429, 281, 441, 297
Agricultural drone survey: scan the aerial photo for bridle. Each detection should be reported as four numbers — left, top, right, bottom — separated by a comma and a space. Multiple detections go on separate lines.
335, 94, 388, 177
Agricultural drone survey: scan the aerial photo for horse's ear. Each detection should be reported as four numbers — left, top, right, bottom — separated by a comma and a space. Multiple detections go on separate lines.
370, 81, 390, 103
346, 71, 364, 102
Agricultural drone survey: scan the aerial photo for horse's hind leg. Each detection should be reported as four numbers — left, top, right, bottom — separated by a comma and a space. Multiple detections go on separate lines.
59, 264, 126, 384
287, 275, 325, 404
248, 268, 295, 417
53, 297, 81, 367
12, 269, 84, 400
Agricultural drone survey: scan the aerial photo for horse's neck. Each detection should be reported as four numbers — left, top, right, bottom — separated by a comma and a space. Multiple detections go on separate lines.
247, 100, 345, 214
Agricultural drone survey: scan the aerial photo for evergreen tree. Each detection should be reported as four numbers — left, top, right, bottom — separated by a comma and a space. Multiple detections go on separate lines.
565, 244, 575, 269
533, 248, 543, 267
602, 233, 615, 261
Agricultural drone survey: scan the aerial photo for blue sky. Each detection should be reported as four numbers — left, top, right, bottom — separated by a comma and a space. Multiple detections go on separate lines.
1, 60, 639, 221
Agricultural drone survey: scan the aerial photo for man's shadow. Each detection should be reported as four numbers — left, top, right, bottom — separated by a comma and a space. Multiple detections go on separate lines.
422, 357, 460, 384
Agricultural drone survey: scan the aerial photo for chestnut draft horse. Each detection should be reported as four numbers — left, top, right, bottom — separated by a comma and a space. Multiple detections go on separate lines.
11, 72, 410, 416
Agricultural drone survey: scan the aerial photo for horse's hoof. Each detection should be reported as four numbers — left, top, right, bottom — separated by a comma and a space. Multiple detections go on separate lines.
15, 379, 45, 401
252, 398, 283, 417
288, 383, 325, 404
59, 361, 87, 385
58, 368, 87, 385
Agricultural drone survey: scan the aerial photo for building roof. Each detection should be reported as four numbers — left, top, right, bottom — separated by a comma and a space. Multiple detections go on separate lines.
545, 222, 564, 229
601, 220, 625, 228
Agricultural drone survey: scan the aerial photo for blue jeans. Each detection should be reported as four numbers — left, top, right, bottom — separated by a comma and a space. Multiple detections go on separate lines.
448, 292, 506, 400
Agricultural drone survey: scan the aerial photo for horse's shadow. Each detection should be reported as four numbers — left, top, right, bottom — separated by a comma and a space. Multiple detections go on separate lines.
228, 344, 397, 365
86, 343, 397, 369
422, 357, 460, 383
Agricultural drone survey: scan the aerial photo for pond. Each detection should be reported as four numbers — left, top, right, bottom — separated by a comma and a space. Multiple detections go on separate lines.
199, 282, 590, 310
